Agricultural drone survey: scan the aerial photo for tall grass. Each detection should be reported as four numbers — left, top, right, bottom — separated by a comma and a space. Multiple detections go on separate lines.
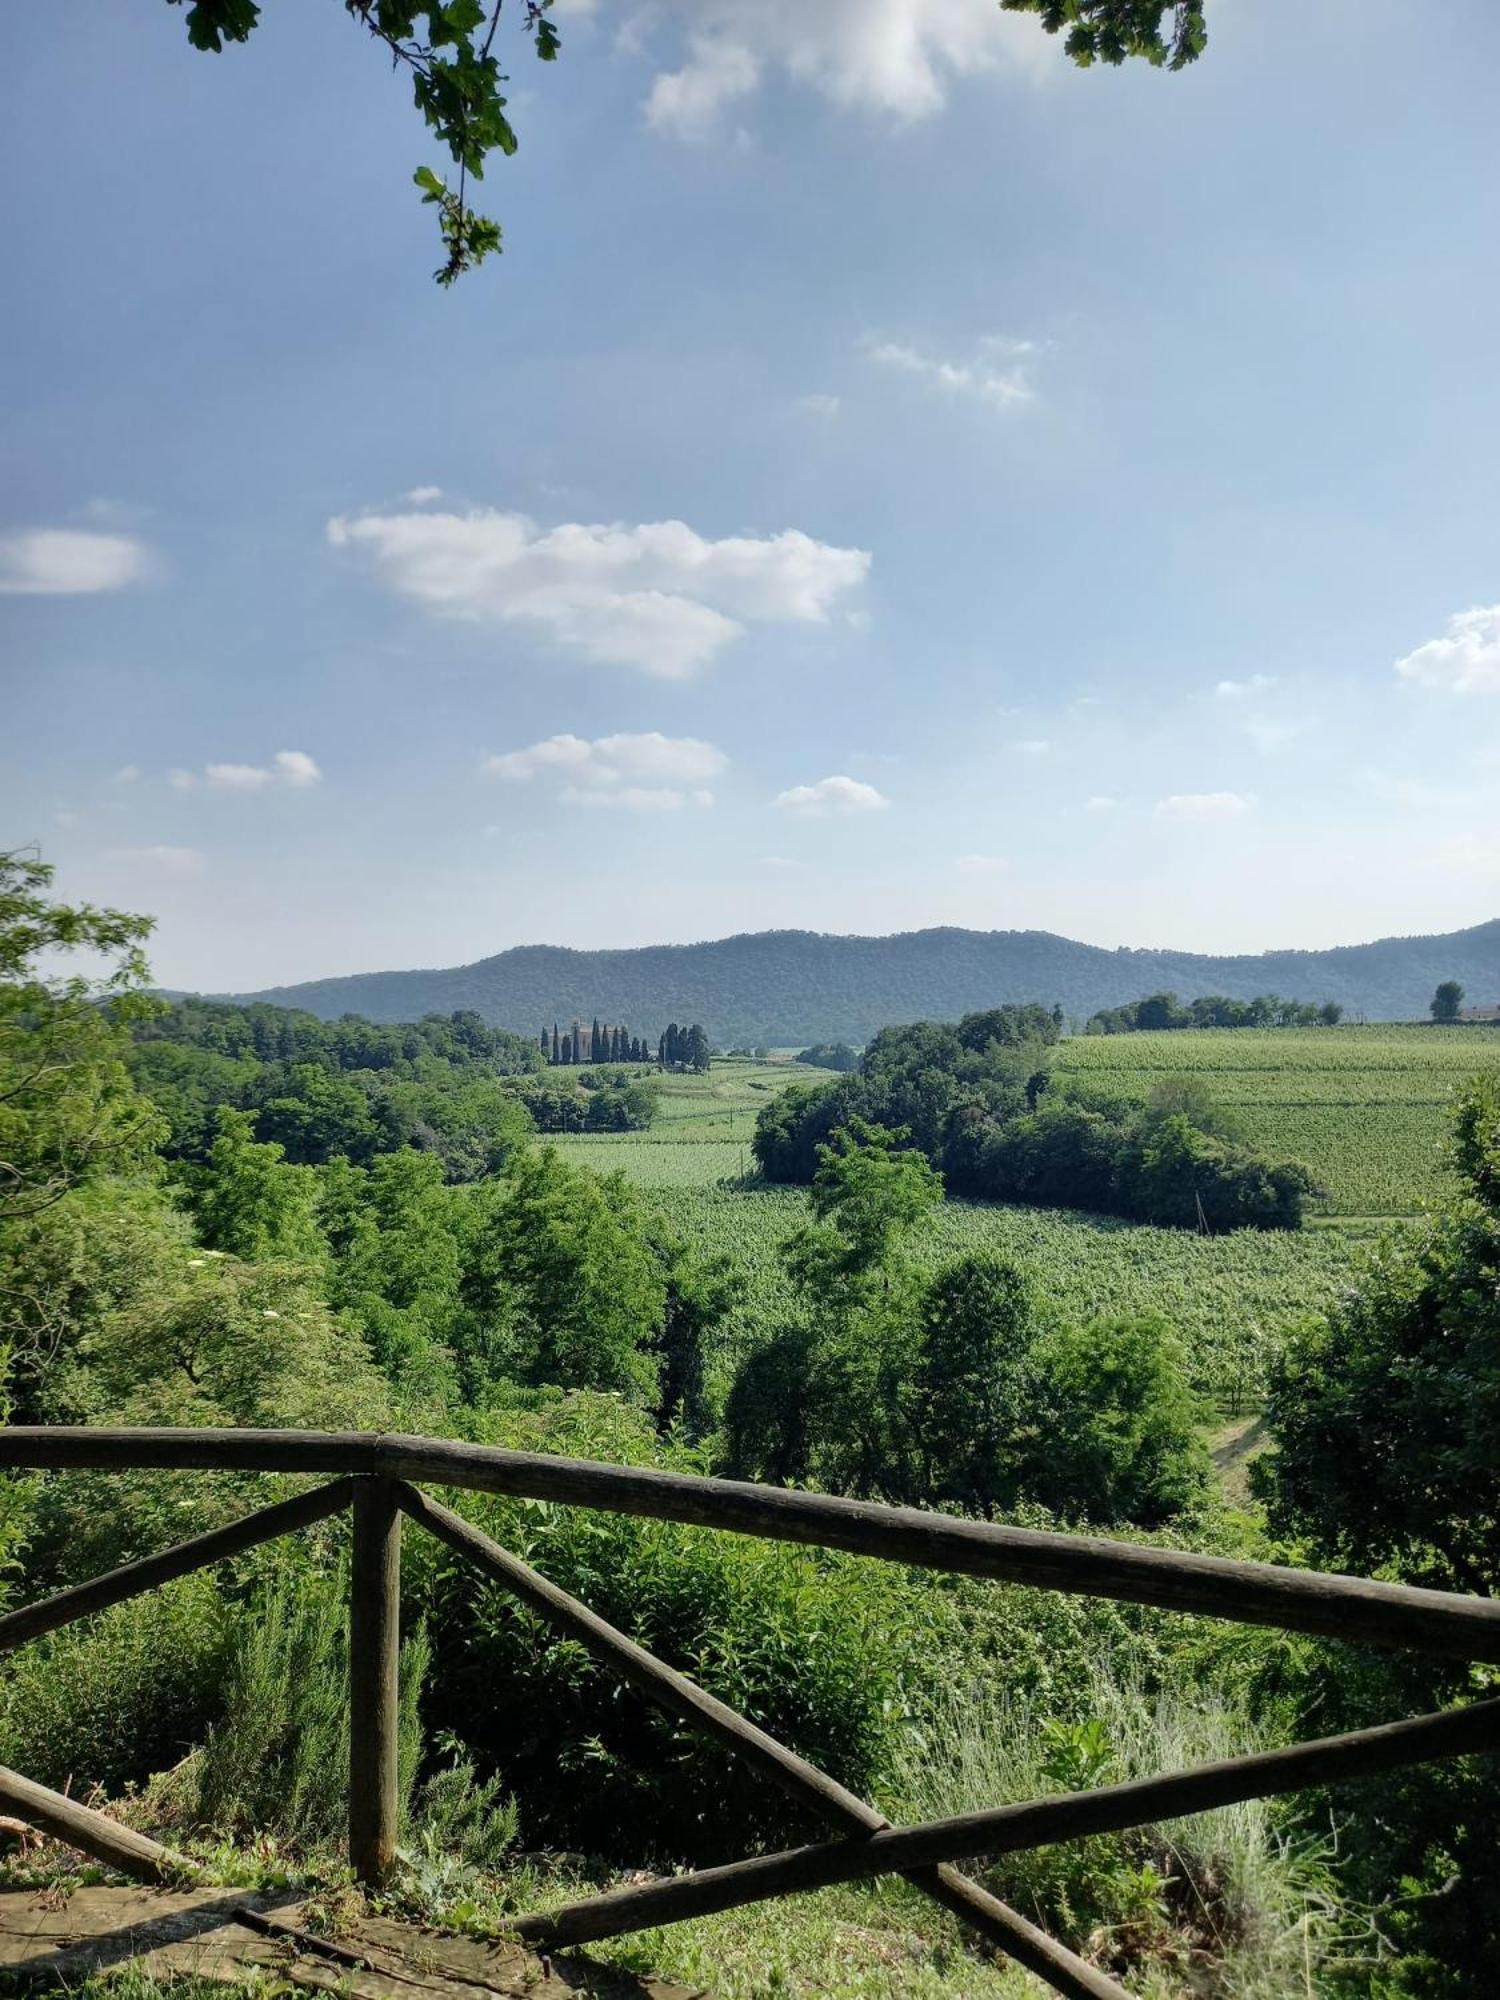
888, 1657, 1352, 1997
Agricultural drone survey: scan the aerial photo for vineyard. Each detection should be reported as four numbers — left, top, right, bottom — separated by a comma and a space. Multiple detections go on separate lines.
545, 1028, 1500, 1409
1054, 1023, 1500, 1215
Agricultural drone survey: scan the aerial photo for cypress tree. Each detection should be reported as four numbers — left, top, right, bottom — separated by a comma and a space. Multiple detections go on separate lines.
592, 1016, 603, 1064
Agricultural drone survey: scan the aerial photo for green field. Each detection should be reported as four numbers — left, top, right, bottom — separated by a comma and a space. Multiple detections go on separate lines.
1053, 1023, 1500, 1215
548, 1029, 1500, 1406
547, 1032, 1480, 1408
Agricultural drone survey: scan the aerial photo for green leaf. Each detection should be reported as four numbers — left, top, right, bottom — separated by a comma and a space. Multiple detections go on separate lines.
413, 165, 447, 197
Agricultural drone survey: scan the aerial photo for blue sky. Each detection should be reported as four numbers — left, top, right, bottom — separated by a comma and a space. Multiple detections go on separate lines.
4, 0, 1498, 991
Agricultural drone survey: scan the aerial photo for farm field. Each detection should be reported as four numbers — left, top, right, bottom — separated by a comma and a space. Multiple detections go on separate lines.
549, 1028, 1500, 1405
647, 1179, 1378, 1411
1053, 1023, 1500, 1215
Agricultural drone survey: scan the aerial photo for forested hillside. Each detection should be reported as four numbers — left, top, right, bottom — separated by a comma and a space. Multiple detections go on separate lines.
228, 920, 1500, 1046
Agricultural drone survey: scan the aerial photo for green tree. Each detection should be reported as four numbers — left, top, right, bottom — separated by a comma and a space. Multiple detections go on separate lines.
319, 1151, 463, 1396
465, 1147, 663, 1400
0, 848, 163, 1222
185, 1108, 325, 1263
1000, 1, 1206, 70
254, 1062, 381, 1165
913, 1255, 1041, 1516
1030, 1315, 1206, 1526
1432, 980, 1465, 1023
731, 1123, 942, 1497
166, 0, 562, 282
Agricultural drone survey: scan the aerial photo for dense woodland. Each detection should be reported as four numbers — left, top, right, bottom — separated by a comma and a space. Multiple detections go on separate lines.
754, 1006, 1319, 1232
3, 850, 1500, 1993
231, 918, 1500, 1048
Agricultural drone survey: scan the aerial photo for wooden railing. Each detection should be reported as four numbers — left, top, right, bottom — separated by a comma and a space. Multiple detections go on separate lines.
2, 1427, 1499, 2000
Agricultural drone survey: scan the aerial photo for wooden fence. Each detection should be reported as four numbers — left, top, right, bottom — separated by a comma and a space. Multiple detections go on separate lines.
2, 1425, 1499, 2000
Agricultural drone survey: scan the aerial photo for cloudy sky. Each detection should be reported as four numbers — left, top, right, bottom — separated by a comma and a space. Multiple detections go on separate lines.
5, 0, 1498, 991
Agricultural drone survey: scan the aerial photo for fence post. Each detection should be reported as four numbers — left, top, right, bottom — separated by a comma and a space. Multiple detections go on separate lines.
349, 1476, 401, 1885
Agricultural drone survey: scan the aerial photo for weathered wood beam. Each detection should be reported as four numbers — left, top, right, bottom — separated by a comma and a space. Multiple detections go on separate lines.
0, 1764, 194, 1885
396, 1482, 1125, 2000
348, 1478, 402, 1887
2, 1428, 1497, 1661
0, 1479, 356, 1655
509, 1696, 1500, 1948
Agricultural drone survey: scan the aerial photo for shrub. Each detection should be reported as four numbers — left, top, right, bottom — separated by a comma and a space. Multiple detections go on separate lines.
0, 1573, 231, 1794
194, 1565, 428, 1850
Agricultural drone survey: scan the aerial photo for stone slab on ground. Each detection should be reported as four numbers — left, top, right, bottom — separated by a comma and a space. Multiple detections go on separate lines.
0, 1886, 707, 1998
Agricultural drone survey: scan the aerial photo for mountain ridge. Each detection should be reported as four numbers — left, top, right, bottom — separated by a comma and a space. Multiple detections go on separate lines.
218, 919, 1500, 1045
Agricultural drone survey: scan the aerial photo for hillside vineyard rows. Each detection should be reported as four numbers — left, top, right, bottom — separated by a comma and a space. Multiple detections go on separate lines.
551, 1028, 1500, 1410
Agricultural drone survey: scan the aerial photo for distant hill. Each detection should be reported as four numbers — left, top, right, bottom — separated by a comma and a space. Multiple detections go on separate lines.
221, 920, 1500, 1047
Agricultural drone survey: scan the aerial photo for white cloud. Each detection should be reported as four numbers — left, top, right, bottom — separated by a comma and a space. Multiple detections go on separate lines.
796, 393, 841, 420
773, 774, 889, 815
328, 507, 870, 680
273, 750, 322, 787
483, 731, 727, 809
105, 845, 204, 877
866, 334, 1038, 412
1012, 736, 1050, 755
640, 1, 1052, 139
112, 765, 142, 784
1395, 604, 1500, 695
955, 853, 1008, 874
1084, 795, 1118, 812
1154, 791, 1256, 823
646, 35, 760, 138
0, 528, 148, 595
1215, 674, 1278, 698
173, 751, 323, 793
205, 763, 275, 792
405, 486, 444, 504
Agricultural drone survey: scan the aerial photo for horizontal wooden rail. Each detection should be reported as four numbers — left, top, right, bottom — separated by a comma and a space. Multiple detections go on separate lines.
0, 1764, 194, 1885
4, 1428, 1500, 1661
0, 1478, 356, 1655
396, 1483, 1126, 2000
511, 1696, 1500, 1948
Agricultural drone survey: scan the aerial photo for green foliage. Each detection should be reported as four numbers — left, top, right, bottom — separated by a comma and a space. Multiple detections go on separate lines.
999, 0, 1206, 70
181, 1107, 325, 1261
756, 1012, 1316, 1233
0, 848, 163, 1225
1431, 979, 1464, 1022
166, 1, 563, 282
409, 1395, 952, 1862
1030, 1315, 1207, 1526
1087, 989, 1342, 1032
1263, 1076, 1500, 1594
1261, 1080, 1500, 1990
463, 1146, 665, 1401
911, 1258, 1205, 1526
131, 998, 541, 1175
0, 1573, 231, 1794
794, 1041, 860, 1071
194, 1564, 428, 1850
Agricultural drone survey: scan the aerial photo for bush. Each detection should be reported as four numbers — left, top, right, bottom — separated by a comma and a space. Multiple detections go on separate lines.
405, 1396, 955, 1862
0, 1573, 231, 1794
194, 1565, 428, 1850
